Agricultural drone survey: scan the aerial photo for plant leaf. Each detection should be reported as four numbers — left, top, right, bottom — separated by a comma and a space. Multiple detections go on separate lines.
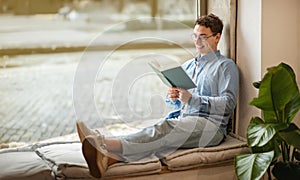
247, 117, 285, 147
235, 151, 274, 180
250, 72, 274, 110
285, 93, 300, 123
280, 62, 297, 81
250, 63, 299, 117
278, 123, 300, 150
262, 110, 277, 123
251, 136, 281, 162
271, 63, 299, 110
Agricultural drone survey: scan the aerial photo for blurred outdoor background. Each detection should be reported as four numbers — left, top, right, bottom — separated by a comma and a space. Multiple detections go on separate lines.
0, 0, 198, 144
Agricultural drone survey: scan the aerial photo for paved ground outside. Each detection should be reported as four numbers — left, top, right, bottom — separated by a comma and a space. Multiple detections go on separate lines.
0, 47, 195, 144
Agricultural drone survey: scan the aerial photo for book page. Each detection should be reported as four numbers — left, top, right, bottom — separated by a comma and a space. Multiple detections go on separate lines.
148, 57, 181, 71
148, 62, 173, 87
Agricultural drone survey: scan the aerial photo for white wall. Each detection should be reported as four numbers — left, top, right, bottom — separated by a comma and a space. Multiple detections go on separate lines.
236, 0, 300, 137
236, 0, 262, 136
262, 0, 300, 77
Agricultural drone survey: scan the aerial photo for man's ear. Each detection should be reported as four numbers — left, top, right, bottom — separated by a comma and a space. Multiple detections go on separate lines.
215, 33, 221, 44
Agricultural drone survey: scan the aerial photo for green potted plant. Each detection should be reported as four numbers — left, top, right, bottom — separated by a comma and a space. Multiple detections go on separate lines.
234, 62, 300, 180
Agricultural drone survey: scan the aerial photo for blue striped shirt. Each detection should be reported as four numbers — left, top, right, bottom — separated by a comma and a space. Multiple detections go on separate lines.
165, 50, 239, 136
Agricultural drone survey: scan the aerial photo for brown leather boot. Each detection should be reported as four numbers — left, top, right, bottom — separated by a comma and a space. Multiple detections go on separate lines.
82, 135, 108, 178
76, 120, 99, 143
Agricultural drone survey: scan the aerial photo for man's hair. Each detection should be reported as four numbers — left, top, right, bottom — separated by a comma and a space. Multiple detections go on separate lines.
195, 13, 223, 35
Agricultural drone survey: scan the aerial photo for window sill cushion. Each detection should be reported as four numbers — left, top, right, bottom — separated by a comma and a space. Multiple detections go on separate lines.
0, 151, 52, 180
162, 133, 249, 171
35, 142, 161, 179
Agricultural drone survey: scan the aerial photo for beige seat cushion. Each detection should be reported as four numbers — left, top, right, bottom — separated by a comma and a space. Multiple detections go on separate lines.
0, 132, 248, 179
36, 142, 162, 179
104, 157, 162, 178
162, 133, 249, 171
0, 151, 52, 180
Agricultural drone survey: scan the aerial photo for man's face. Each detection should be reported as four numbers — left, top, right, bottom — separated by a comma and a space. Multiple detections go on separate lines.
192, 24, 220, 55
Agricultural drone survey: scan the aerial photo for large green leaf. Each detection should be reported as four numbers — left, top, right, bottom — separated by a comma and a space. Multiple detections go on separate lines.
250, 72, 274, 110
262, 110, 277, 123
251, 135, 281, 160
280, 62, 297, 82
235, 151, 274, 180
278, 123, 300, 150
270, 63, 298, 110
247, 117, 286, 147
285, 93, 300, 123
250, 63, 299, 116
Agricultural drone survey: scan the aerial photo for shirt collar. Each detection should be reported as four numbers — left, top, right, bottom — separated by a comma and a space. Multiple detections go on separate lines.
196, 50, 221, 62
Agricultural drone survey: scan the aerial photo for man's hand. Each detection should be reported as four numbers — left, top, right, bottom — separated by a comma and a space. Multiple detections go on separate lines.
167, 87, 179, 102
177, 88, 192, 104
168, 87, 192, 103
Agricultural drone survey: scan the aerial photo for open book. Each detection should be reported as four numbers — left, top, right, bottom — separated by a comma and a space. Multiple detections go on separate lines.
148, 60, 196, 90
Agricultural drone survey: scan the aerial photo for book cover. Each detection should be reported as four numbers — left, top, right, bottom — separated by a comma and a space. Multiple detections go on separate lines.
148, 60, 196, 90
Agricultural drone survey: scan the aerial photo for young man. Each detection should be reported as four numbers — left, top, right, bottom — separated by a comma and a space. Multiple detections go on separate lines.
77, 13, 239, 178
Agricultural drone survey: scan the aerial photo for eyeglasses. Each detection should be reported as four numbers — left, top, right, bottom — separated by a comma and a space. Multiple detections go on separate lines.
191, 33, 216, 42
